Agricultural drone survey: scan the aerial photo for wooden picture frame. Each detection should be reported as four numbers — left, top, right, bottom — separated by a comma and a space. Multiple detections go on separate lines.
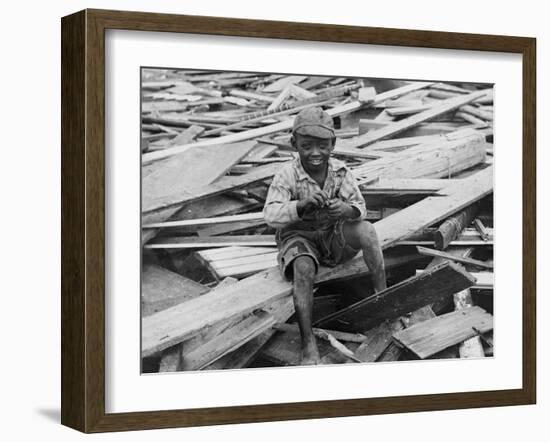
61, 8, 536, 433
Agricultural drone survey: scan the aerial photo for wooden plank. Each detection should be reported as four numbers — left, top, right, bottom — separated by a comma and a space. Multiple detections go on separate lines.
180, 310, 276, 371
144, 235, 276, 249
167, 125, 204, 146
141, 264, 209, 317
364, 178, 457, 195
314, 261, 476, 332
454, 288, 485, 358
197, 219, 267, 236
204, 297, 295, 370
142, 140, 257, 214
470, 272, 494, 289
274, 323, 367, 343
348, 90, 489, 148
358, 119, 390, 134
229, 89, 275, 103
352, 134, 487, 185
353, 321, 395, 362
473, 218, 491, 241
263, 75, 307, 93
141, 168, 492, 356
143, 212, 264, 229
213, 255, 278, 279
392, 306, 493, 359
197, 246, 276, 261
143, 162, 282, 215
434, 203, 480, 250
417, 246, 493, 269
210, 252, 278, 271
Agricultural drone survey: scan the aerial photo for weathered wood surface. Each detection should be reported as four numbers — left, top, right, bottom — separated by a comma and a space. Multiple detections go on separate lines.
454, 289, 485, 358
353, 321, 395, 362
417, 246, 493, 269
347, 90, 489, 148
352, 133, 486, 185
144, 235, 276, 250
141, 264, 209, 317
144, 162, 282, 215
314, 261, 475, 332
205, 297, 295, 370
143, 212, 264, 229
392, 306, 493, 359
434, 203, 480, 250
142, 140, 259, 214
274, 323, 367, 344
180, 311, 277, 371
260, 325, 358, 366
142, 167, 492, 356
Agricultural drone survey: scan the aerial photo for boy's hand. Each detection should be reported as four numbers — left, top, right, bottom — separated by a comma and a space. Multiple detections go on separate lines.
327, 199, 358, 220
297, 191, 328, 216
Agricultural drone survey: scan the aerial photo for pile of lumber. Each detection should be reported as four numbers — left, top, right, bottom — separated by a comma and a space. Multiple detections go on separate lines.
140, 69, 494, 372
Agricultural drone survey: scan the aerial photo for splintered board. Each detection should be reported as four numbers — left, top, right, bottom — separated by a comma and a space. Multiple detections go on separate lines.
143, 163, 282, 214
142, 140, 258, 214
195, 246, 278, 279
180, 310, 277, 371
315, 261, 476, 332
392, 306, 493, 359
141, 264, 209, 317
348, 89, 489, 148
145, 235, 276, 250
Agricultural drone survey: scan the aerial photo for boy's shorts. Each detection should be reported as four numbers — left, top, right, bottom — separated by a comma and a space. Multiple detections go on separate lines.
277, 220, 360, 280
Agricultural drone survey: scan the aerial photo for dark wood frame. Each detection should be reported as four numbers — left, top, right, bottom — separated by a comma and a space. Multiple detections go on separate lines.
61, 8, 536, 433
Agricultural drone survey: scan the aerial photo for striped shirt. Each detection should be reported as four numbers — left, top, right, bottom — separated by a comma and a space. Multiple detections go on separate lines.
263, 156, 366, 232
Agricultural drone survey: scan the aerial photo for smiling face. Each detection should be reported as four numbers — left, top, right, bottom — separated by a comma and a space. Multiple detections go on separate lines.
292, 133, 335, 175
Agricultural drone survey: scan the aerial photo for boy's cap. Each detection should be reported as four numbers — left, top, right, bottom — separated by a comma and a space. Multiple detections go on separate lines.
292, 107, 335, 139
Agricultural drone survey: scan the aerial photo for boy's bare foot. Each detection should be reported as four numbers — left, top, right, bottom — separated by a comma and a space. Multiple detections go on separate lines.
301, 343, 321, 365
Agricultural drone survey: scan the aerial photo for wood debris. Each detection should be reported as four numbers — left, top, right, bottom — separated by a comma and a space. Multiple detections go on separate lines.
140, 69, 495, 372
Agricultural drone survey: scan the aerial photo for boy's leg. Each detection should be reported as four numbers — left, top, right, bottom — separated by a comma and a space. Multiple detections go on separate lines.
342, 221, 387, 292
292, 256, 320, 365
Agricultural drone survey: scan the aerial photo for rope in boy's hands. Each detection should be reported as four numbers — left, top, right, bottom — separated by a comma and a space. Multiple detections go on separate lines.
326, 199, 357, 220
296, 190, 329, 217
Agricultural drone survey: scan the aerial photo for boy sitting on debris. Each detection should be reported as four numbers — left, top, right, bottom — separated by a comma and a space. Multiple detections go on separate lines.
263, 107, 387, 365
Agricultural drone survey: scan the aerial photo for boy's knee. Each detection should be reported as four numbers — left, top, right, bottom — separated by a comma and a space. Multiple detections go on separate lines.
357, 220, 378, 244
293, 256, 316, 278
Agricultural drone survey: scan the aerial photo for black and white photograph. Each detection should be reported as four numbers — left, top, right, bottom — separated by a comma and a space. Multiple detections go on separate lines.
140, 69, 494, 373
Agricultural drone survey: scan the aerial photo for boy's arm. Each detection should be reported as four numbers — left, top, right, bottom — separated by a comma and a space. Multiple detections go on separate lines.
263, 170, 301, 229
338, 170, 367, 220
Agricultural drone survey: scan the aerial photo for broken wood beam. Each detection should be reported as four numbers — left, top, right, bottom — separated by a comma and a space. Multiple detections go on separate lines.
417, 246, 493, 270
392, 306, 493, 359
352, 133, 487, 185
142, 140, 258, 214
143, 162, 282, 215
314, 261, 476, 332
434, 203, 480, 250
273, 323, 367, 343
473, 218, 491, 241
348, 90, 490, 148
180, 310, 276, 371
